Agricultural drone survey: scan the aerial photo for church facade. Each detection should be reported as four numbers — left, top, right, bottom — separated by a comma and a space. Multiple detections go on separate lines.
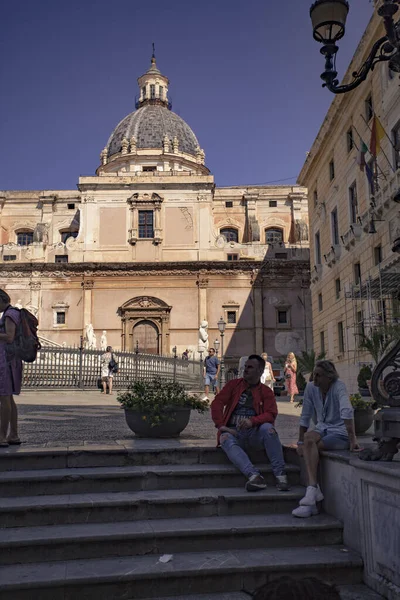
0, 55, 312, 363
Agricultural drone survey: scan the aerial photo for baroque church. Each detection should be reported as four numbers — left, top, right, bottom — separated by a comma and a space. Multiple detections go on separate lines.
0, 54, 312, 363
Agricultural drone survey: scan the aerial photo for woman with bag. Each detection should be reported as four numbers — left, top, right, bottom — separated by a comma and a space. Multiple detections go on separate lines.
284, 352, 298, 403
100, 345, 117, 395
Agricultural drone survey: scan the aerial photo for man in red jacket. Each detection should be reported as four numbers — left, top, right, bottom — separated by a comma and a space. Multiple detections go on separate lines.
211, 354, 289, 492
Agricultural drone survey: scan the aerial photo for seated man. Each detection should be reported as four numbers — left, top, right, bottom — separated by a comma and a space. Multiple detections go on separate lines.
292, 359, 360, 518
211, 354, 289, 491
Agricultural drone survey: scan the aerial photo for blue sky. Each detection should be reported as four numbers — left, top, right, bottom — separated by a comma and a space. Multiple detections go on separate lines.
0, 0, 374, 190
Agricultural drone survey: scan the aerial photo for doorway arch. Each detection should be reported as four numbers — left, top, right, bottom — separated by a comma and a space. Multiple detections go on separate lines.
117, 296, 172, 354
132, 320, 159, 354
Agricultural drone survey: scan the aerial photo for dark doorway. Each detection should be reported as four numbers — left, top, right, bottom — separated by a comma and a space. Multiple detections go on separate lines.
133, 320, 159, 354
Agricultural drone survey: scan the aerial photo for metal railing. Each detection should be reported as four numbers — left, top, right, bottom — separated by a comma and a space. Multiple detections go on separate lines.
22, 346, 203, 390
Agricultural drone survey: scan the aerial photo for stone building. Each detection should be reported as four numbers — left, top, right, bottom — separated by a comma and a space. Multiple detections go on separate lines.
298, 7, 400, 390
0, 54, 312, 362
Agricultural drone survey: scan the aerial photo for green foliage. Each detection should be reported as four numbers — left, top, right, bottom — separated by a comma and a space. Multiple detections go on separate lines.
117, 377, 209, 427
350, 393, 377, 410
296, 349, 326, 375
296, 371, 307, 391
357, 365, 372, 389
359, 325, 400, 363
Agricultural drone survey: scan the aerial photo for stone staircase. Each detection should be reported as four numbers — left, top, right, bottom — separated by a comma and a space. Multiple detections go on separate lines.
0, 444, 376, 600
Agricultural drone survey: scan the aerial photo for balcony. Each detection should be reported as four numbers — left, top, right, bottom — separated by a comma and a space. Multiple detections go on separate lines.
324, 244, 342, 268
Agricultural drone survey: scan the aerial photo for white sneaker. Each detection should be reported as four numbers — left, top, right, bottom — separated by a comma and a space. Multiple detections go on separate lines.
299, 484, 324, 506
292, 504, 319, 518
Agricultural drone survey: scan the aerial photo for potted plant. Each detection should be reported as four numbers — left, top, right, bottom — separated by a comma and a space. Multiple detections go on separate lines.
350, 393, 377, 435
117, 377, 209, 438
357, 365, 372, 397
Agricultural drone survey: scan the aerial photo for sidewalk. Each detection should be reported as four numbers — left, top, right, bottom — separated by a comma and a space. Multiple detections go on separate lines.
8, 390, 375, 449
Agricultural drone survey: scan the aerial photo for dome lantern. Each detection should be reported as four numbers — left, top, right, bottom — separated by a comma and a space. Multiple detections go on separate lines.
136, 45, 170, 110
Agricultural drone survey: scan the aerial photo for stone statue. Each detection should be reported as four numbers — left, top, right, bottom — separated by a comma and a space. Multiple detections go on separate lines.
198, 320, 209, 353
33, 223, 49, 244
15, 299, 23, 309
84, 323, 96, 349
100, 330, 107, 351
295, 219, 309, 242
100, 148, 108, 165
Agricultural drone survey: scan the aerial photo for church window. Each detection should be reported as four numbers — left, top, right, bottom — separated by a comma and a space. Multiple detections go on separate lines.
227, 311, 237, 324
220, 228, 239, 243
269, 200, 277, 207
225, 201, 233, 208
138, 210, 154, 238
142, 86, 146, 98
150, 84, 155, 98
56, 312, 66, 325
61, 230, 78, 243
227, 253, 239, 261
143, 166, 157, 172
3, 255, 16, 261
55, 255, 68, 263
265, 228, 283, 244
159, 85, 163, 99
16, 231, 33, 246
67, 203, 75, 210
278, 310, 288, 324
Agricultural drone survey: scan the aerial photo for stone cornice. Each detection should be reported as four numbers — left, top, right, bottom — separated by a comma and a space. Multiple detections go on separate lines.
0, 260, 310, 279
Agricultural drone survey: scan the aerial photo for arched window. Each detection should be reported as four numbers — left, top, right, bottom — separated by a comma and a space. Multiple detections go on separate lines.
16, 231, 34, 246
220, 227, 239, 243
265, 227, 283, 244
60, 230, 78, 243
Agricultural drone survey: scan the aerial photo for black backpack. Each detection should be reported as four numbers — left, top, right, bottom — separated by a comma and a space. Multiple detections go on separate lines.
109, 354, 119, 374
4, 307, 41, 363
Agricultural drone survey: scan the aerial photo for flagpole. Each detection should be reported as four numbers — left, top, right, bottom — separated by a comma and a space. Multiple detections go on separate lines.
359, 113, 396, 173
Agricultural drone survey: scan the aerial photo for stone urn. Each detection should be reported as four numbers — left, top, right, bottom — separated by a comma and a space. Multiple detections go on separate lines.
354, 407, 375, 435
124, 407, 191, 438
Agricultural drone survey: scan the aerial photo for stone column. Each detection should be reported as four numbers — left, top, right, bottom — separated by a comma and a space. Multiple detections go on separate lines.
29, 280, 42, 319
81, 280, 94, 333
197, 271, 208, 325
252, 272, 263, 354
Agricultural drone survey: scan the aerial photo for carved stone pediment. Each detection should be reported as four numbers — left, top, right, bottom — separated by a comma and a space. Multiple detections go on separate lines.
127, 193, 164, 208
118, 295, 171, 314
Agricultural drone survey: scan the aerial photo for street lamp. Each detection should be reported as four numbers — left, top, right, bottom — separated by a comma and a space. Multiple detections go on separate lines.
217, 316, 226, 388
310, 0, 400, 93
214, 339, 220, 355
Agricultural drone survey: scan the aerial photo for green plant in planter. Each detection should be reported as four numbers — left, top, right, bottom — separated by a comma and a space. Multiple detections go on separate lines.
296, 371, 307, 392
349, 393, 378, 411
357, 365, 372, 390
117, 377, 208, 428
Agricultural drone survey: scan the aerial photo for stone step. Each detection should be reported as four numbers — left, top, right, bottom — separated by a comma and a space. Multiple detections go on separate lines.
0, 463, 300, 497
0, 513, 343, 565
138, 585, 386, 600
0, 545, 363, 600
0, 444, 293, 471
0, 486, 305, 528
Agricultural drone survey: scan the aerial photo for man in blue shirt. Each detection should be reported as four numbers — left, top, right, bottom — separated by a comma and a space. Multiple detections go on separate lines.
204, 348, 220, 399
292, 360, 360, 518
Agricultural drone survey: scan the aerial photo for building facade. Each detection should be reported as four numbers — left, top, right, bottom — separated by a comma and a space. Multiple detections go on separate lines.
0, 55, 312, 363
298, 4, 400, 390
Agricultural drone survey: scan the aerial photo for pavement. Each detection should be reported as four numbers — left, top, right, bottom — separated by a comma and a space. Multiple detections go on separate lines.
8, 390, 376, 449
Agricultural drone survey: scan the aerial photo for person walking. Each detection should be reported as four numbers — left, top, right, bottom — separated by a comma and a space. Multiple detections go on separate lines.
100, 345, 116, 395
0, 290, 23, 447
284, 351, 298, 403
260, 352, 275, 390
211, 354, 289, 492
292, 360, 360, 518
203, 347, 220, 400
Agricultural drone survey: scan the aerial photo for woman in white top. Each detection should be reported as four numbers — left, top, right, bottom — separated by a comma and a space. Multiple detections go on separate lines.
260, 352, 275, 390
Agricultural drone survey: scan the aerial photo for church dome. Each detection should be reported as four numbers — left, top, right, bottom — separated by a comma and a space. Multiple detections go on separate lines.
106, 104, 200, 158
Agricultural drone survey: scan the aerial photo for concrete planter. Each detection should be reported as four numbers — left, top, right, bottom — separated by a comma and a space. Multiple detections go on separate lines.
124, 407, 191, 438
354, 406, 374, 435
358, 387, 371, 397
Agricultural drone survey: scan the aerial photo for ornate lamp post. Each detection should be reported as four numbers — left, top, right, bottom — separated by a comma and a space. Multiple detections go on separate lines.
217, 317, 226, 388
214, 339, 220, 355
310, 0, 400, 93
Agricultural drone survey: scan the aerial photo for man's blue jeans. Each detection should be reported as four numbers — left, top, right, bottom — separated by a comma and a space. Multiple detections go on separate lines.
220, 423, 285, 478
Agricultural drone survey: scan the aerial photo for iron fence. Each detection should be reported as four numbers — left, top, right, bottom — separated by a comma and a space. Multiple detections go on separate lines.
22, 346, 203, 390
